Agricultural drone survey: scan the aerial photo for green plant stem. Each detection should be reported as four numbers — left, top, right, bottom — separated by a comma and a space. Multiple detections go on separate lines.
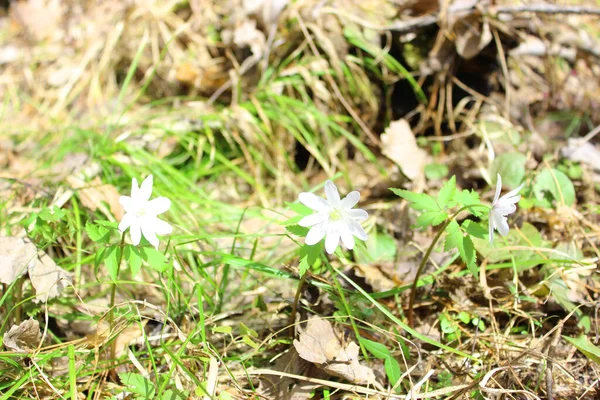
325, 256, 369, 361
109, 233, 126, 361
407, 204, 488, 328
407, 219, 451, 328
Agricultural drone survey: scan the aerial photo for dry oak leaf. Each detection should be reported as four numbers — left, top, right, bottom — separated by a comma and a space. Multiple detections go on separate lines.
66, 175, 123, 220
29, 251, 72, 303
0, 237, 37, 285
3, 318, 42, 352
381, 119, 428, 182
293, 317, 377, 385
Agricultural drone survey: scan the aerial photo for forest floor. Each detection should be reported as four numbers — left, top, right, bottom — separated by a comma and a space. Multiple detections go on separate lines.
1, 1, 600, 399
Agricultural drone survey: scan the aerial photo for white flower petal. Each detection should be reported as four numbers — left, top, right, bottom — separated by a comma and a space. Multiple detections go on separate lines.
139, 175, 154, 202
118, 212, 134, 232
348, 219, 368, 241
324, 180, 341, 206
492, 174, 502, 204
131, 178, 140, 200
340, 191, 360, 210
119, 196, 133, 211
305, 223, 327, 245
147, 197, 171, 215
325, 226, 341, 254
152, 218, 173, 235
494, 202, 517, 216
298, 213, 327, 227
130, 219, 142, 245
493, 212, 510, 236
298, 192, 331, 212
141, 221, 159, 248
340, 229, 355, 250
503, 183, 524, 201
346, 209, 368, 221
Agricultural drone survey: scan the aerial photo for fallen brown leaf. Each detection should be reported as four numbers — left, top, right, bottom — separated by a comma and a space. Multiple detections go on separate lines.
3, 318, 42, 352
67, 175, 123, 220
28, 251, 72, 304
293, 317, 377, 385
381, 119, 428, 182
0, 236, 36, 285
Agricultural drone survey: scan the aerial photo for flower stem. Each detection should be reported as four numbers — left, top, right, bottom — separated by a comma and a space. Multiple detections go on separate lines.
407, 204, 488, 328
109, 233, 126, 361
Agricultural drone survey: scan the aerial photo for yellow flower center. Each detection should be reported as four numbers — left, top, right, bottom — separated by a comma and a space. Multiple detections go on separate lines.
329, 209, 343, 221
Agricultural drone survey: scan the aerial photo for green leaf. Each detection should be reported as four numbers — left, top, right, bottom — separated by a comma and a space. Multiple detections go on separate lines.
425, 163, 449, 180
444, 220, 462, 252
462, 220, 488, 239
384, 357, 402, 392
437, 176, 456, 209
390, 188, 439, 212
472, 222, 546, 265
104, 245, 121, 281
533, 168, 576, 207
458, 236, 477, 276
127, 245, 142, 277
457, 311, 471, 324
286, 224, 309, 237
414, 211, 447, 228
298, 243, 322, 276
490, 152, 527, 189
453, 190, 482, 216
38, 206, 66, 222
85, 221, 110, 243
141, 247, 168, 272
119, 373, 156, 398
359, 338, 390, 359
355, 231, 397, 263
159, 389, 187, 400
563, 335, 600, 364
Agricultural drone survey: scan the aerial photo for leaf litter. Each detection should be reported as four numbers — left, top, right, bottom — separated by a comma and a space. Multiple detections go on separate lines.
1, 0, 600, 398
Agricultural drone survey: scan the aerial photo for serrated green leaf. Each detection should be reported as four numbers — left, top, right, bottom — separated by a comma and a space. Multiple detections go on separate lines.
390, 188, 439, 212
127, 245, 142, 277
298, 255, 310, 277
444, 220, 462, 251
563, 335, 600, 364
119, 373, 156, 397
384, 357, 402, 393
141, 247, 168, 272
437, 176, 456, 209
104, 245, 121, 281
458, 236, 477, 276
286, 224, 309, 237
159, 389, 187, 400
94, 247, 106, 279
453, 189, 481, 208
414, 211, 447, 228
462, 220, 488, 239
85, 221, 110, 243
359, 338, 390, 359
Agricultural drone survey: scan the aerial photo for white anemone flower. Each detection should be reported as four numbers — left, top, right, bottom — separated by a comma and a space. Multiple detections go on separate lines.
298, 180, 368, 254
118, 175, 172, 248
489, 174, 523, 243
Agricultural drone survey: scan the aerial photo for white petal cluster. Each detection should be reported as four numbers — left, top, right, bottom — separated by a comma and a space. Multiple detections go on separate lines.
488, 174, 523, 243
298, 180, 368, 254
118, 175, 173, 248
